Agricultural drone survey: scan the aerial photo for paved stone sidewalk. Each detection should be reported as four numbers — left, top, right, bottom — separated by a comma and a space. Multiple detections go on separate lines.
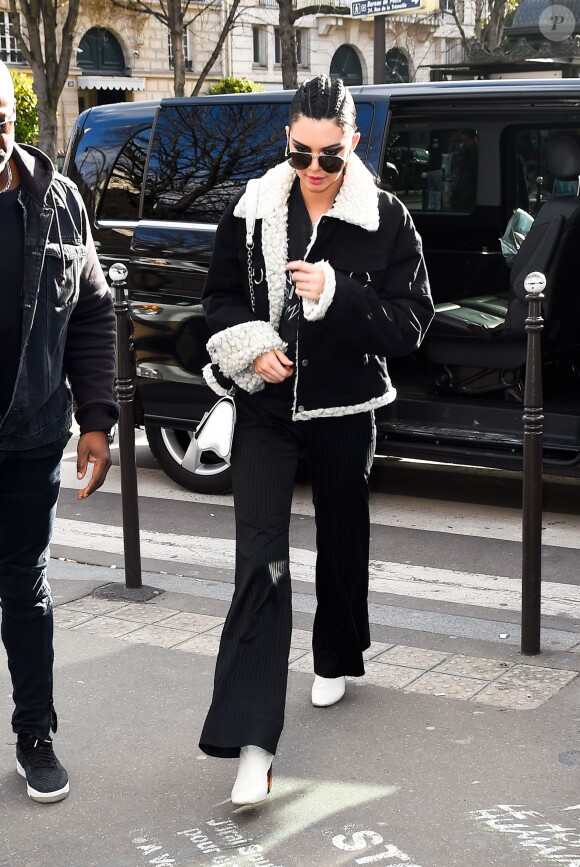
55, 596, 578, 711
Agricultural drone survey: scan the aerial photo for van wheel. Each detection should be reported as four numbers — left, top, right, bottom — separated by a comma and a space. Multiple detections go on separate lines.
145, 424, 232, 494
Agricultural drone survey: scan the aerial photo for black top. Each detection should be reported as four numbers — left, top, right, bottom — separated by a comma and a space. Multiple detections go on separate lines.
278, 179, 312, 356
0, 186, 24, 417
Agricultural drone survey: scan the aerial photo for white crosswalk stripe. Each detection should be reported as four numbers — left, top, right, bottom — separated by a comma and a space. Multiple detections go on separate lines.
52, 513, 580, 622
59, 459, 580, 549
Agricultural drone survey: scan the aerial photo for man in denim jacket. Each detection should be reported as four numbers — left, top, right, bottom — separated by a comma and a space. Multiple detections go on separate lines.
0, 62, 118, 802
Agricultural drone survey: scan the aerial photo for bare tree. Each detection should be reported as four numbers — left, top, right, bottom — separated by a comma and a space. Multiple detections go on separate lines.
451, 0, 517, 53
191, 0, 244, 96
484, 0, 511, 50
8, 0, 81, 160
277, 0, 349, 89
114, 0, 243, 97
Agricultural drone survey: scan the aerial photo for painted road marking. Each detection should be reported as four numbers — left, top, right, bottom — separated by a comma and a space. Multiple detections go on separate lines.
471, 803, 580, 865
53, 518, 580, 620
131, 782, 400, 867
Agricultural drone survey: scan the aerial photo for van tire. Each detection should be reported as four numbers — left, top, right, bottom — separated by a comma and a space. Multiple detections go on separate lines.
145, 424, 232, 494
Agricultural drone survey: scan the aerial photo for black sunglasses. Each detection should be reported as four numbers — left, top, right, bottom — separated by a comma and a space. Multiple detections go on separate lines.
285, 145, 347, 174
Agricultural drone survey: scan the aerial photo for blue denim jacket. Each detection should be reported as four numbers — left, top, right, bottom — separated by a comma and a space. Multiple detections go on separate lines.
0, 144, 118, 451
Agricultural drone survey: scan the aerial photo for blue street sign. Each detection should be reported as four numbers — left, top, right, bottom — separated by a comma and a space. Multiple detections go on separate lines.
351, 0, 421, 15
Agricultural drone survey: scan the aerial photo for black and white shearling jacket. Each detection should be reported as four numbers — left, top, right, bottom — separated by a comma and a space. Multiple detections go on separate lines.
202, 152, 434, 420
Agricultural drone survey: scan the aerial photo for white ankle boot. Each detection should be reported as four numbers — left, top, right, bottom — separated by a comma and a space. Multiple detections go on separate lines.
311, 675, 346, 707
231, 745, 273, 806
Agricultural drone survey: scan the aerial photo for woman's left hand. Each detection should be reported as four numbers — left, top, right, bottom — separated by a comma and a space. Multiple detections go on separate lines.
286, 260, 325, 302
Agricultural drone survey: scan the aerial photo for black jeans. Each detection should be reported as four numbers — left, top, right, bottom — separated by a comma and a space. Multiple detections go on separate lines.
0, 444, 63, 739
199, 385, 375, 758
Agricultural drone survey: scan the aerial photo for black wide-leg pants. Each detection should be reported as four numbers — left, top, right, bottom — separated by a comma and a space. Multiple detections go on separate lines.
199, 387, 375, 758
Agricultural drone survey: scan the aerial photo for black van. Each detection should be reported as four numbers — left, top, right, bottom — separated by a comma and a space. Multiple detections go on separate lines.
64, 80, 580, 492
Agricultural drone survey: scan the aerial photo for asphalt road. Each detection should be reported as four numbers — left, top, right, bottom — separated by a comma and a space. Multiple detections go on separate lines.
0, 433, 579, 867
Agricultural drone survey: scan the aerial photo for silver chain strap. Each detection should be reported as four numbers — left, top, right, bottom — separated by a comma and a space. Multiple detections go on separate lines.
246, 238, 256, 312
245, 178, 260, 314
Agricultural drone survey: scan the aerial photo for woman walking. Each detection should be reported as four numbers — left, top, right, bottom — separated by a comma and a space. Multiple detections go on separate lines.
199, 74, 434, 805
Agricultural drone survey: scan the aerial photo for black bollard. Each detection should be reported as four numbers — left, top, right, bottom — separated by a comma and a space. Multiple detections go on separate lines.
109, 263, 142, 590
521, 270, 546, 655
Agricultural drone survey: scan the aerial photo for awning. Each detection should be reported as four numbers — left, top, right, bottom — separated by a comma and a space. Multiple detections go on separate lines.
77, 75, 146, 91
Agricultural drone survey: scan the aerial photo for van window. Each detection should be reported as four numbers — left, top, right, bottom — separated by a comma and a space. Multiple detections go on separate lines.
144, 103, 288, 223
508, 125, 580, 216
143, 101, 374, 224
99, 127, 152, 221
383, 120, 479, 213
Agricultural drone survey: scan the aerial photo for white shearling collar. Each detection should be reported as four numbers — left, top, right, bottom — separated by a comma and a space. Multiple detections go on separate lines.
234, 151, 379, 231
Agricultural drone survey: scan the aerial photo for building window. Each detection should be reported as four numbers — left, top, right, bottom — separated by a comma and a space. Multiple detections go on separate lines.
0, 11, 23, 64
297, 30, 310, 68
385, 47, 410, 83
78, 28, 125, 73
330, 45, 363, 87
253, 26, 267, 67
274, 28, 309, 68
168, 28, 191, 70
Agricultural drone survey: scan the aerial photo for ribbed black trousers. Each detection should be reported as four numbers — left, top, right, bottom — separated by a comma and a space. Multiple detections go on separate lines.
199, 385, 376, 758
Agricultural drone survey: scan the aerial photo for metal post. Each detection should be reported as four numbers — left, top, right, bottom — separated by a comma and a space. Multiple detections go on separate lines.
109, 263, 142, 590
521, 270, 546, 655
373, 16, 386, 84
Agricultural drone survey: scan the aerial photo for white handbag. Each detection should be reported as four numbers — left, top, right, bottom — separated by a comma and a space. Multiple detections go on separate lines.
193, 178, 261, 466
194, 394, 236, 464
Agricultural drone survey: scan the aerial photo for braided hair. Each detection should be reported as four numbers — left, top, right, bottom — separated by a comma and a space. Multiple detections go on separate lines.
289, 75, 357, 134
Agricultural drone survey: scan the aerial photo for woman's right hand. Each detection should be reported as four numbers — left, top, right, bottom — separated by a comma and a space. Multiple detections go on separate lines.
253, 349, 294, 383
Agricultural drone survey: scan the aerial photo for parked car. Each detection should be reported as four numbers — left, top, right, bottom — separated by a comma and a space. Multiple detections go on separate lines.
64, 80, 580, 493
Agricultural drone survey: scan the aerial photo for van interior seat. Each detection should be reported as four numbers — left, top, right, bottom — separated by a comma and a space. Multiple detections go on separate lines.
423, 133, 580, 382
452, 294, 509, 318
430, 302, 505, 334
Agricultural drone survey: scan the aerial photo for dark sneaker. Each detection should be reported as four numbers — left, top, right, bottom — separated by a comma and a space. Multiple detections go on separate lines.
16, 733, 69, 803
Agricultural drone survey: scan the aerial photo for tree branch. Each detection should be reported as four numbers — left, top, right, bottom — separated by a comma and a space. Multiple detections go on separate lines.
290, 3, 349, 22
191, 0, 243, 95
450, 2, 469, 52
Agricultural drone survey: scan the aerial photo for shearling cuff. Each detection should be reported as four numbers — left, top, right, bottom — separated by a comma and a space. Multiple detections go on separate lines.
206, 320, 287, 378
202, 364, 231, 396
231, 367, 266, 394
301, 261, 336, 322
203, 360, 267, 395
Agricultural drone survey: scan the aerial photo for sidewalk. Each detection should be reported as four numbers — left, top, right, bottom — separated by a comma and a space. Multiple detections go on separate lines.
1, 561, 580, 867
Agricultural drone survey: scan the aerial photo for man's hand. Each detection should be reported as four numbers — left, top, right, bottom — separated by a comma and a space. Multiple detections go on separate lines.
76, 431, 112, 500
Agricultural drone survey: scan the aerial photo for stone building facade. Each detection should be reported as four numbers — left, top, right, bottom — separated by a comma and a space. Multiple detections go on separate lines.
0, 0, 470, 151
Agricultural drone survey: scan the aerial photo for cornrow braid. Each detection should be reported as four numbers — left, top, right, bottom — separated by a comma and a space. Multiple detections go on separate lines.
289, 74, 357, 134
